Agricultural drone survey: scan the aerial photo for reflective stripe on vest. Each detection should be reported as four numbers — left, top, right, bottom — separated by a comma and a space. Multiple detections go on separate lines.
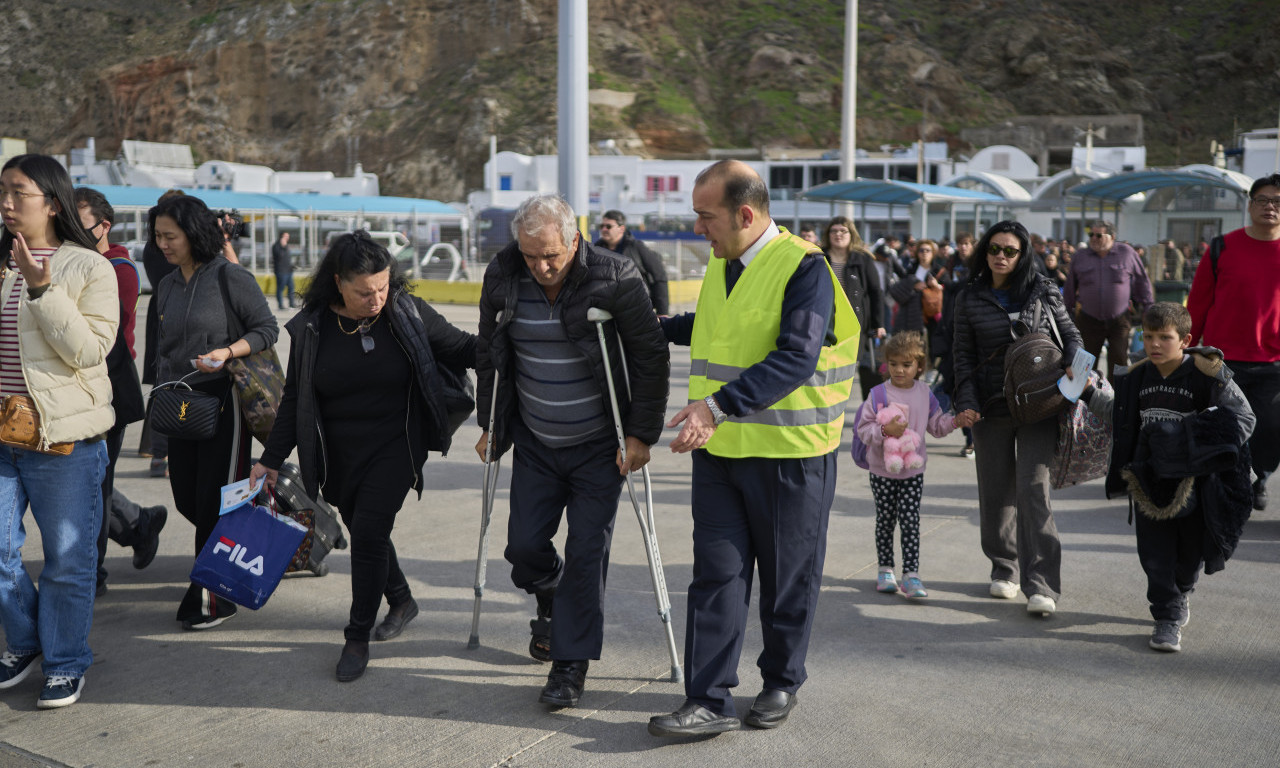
688, 230, 860, 459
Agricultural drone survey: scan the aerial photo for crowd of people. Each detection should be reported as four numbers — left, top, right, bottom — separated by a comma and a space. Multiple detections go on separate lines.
0, 155, 1273, 742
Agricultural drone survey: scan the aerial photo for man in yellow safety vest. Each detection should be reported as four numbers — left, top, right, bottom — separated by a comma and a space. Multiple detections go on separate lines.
649, 160, 859, 738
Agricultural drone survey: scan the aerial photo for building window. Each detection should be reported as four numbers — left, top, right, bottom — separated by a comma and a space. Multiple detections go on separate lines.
992, 153, 1010, 171
644, 175, 681, 200
769, 166, 804, 190
811, 165, 840, 186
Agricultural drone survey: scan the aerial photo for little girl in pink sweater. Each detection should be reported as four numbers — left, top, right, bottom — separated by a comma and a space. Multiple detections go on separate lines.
854, 332, 978, 598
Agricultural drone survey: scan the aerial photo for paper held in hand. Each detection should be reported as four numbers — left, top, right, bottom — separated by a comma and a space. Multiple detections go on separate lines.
1057, 348, 1096, 403
219, 477, 265, 516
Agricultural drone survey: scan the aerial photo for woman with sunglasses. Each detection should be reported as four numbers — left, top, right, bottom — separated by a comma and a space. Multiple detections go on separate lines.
951, 221, 1081, 618
251, 231, 475, 682
0, 154, 118, 708
152, 194, 278, 631
822, 216, 885, 399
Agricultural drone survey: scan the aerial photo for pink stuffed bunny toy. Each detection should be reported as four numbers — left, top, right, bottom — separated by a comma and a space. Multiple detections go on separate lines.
875, 403, 925, 473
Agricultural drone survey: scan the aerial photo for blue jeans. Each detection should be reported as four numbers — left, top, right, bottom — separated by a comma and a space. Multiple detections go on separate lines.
0, 441, 108, 679
275, 273, 295, 309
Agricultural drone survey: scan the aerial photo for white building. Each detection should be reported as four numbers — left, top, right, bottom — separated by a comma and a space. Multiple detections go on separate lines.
70, 139, 198, 188
469, 142, 958, 240
195, 161, 380, 196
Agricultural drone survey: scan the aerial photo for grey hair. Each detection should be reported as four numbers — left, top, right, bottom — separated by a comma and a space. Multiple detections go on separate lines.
1089, 219, 1115, 235
511, 194, 578, 249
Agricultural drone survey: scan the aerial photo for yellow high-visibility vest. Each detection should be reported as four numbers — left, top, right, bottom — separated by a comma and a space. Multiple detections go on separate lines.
688, 230, 860, 458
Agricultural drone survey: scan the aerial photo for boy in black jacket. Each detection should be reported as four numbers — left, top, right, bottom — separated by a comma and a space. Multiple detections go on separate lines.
1081, 302, 1255, 652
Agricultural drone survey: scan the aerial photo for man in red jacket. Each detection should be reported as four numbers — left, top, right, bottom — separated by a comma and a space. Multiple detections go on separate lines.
1187, 173, 1280, 511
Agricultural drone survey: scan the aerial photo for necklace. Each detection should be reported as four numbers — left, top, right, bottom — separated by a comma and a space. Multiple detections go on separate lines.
335, 310, 380, 335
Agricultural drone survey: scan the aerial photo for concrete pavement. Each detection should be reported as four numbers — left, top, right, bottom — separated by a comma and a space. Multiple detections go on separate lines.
1, 298, 1278, 767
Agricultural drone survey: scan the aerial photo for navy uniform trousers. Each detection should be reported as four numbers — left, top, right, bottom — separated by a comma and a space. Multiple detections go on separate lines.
685, 447, 837, 717
505, 418, 624, 661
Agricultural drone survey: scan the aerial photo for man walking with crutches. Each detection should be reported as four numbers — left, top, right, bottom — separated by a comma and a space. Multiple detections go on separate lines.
648, 160, 859, 737
474, 194, 669, 708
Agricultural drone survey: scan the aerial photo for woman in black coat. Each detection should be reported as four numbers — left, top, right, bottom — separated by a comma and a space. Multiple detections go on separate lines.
822, 217, 885, 399
252, 232, 476, 682
952, 220, 1082, 618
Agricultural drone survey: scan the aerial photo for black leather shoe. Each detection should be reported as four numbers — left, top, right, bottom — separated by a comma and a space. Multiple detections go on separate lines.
538, 660, 588, 708
648, 701, 741, 737
743, 689, 796, 729
373, 599, 419, 641
1253, 479, 1269, 511
335, 640, 369, 682
133, 506, 168, 570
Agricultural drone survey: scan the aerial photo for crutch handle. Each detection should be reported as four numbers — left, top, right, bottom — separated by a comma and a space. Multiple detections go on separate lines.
586, 307, 614, 323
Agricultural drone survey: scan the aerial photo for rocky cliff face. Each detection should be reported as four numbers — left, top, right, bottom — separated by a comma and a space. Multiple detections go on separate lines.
0, 0, 1269, 200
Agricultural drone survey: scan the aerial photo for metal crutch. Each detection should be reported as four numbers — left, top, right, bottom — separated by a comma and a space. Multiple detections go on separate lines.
587, 307, 683, 683
467, 368, 502, 650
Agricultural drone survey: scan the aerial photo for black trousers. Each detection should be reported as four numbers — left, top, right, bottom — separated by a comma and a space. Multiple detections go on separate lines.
96, 423, 126, 588
167, 378, 250, 622
505, 420, 623, 662
1075, 310, 1131, 376
326, 459, 414, 642
1134, 507, 1203, 622
684, 449, 836, 717
1223, 360, 1280, 480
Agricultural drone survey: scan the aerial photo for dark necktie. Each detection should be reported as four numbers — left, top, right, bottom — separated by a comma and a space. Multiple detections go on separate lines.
725, 259, 744, 296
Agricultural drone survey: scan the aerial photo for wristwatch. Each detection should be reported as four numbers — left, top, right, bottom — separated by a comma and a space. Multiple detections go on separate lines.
704, 395, 728, 425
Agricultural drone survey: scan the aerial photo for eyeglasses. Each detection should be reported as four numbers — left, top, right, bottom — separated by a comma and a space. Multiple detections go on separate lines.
987, 244, 1021, 258
1251, 196, 1280, 209
1088, 232, 1109, 239
358, 325, 375, 354
599, 223, 617, 230
0, 189, 48, 204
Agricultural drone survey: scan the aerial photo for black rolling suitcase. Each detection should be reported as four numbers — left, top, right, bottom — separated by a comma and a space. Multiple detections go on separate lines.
263, 461, 347, 577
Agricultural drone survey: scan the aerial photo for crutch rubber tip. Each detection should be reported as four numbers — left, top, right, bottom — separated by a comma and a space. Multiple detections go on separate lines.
670, 666, 684, 683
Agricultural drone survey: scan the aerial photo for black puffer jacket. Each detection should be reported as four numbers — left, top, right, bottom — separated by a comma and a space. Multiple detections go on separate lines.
260, 289, 477, 499
476, 238, 669, 458
595, 230, 669, 315
952, 276, 1082, 416
829, 248, 884, 342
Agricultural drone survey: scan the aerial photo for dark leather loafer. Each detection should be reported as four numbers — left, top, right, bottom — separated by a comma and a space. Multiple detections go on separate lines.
373, 599, 419, 641
132, 506, 167, 570
744, 689, 796, 729
648, 700, 741, 737
335, 640, 369, 682
538, 660, 588, 708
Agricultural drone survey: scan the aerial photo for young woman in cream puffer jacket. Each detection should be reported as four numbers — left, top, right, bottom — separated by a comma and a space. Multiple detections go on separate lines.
6, 241, 117, 446
0, 153, 119, 711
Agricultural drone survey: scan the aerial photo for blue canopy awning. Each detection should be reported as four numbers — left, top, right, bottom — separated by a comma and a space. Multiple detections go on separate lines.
802, 178, 1006, 205
1066, 169, 1250, 202
84, 184, 461, 217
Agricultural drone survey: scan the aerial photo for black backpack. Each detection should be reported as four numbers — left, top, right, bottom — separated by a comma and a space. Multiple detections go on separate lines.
1003, 299, 1069, 424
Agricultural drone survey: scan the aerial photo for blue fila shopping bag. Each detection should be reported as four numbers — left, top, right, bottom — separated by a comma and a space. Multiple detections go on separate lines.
190, 482, 308, 609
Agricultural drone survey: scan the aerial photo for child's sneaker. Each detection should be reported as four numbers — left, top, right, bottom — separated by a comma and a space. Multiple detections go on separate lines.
900, 574, 928, 598
1150, 621, 1182, 652
876, 570, 898, 593
0, 650, 41, 689
36, 675, 84, 709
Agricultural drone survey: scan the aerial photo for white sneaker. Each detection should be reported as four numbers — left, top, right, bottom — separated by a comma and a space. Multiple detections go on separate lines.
1027, 594, 1056, 616
989, 580, 1019, 599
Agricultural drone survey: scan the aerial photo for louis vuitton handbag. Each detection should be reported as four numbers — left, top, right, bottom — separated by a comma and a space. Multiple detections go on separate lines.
217, 266, 284, 444
0, 395, 73, 455
148, 372, 222, 440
